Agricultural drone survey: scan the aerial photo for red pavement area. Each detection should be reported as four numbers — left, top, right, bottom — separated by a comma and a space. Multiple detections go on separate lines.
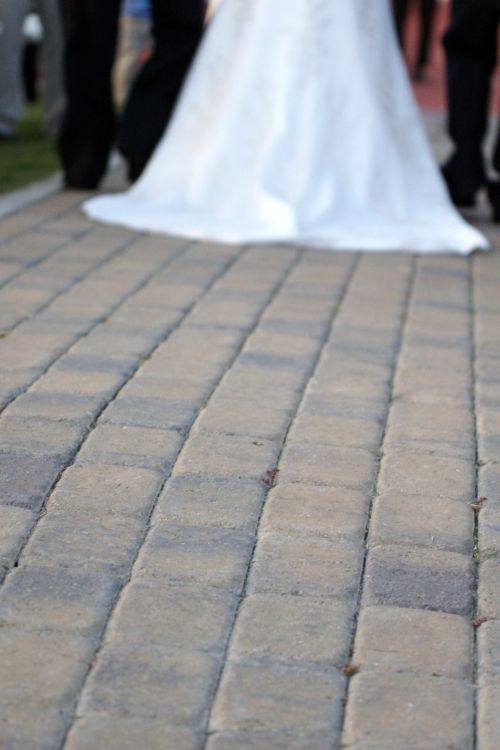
405, 2, 500, 113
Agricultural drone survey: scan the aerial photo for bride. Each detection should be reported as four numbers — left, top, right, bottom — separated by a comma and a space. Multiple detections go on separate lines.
84, 0, 488, 254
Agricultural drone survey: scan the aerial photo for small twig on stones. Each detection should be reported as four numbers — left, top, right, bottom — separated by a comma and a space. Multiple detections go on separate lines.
471, 496, 487, 513
261, 468, 279, 488
340, 663, 360, 677
472, 617, 488, 629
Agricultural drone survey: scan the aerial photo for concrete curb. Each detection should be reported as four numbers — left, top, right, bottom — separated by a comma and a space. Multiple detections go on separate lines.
0, 172, 62, 220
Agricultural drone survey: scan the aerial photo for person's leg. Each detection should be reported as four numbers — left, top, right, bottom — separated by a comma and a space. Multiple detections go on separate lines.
37, 0, 65, 137
392, 0, 412, 49
416, 0, 437, 75
118, 0, 206, 181
0, 0, 30, 137
58, 0, 121, 188
443, 0, 499, 204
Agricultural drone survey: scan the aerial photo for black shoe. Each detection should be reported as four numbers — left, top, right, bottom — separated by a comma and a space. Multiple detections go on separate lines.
487, 181, 500, 223
64, 176, 100, 190
441, 163, 477, 208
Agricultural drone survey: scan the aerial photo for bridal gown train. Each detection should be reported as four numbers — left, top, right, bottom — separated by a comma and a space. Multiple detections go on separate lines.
84, 0, 488, 254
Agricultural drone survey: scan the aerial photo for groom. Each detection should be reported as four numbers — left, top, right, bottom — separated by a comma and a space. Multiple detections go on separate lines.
442, 0, 500, 217
58, 0, 206, 189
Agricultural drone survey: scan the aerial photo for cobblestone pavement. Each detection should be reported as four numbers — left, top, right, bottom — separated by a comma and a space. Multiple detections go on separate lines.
1, 129, 500, 750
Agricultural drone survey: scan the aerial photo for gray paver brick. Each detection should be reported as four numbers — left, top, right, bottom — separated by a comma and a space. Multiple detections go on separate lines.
478, 558, 500, 620
0, 628, 93, 708
302, 360, 390, 402
66, 718, 201, 750
478, 621, 500, 687
210, 662, 345, 734
243, 330, 321, 363
354, 606, 472, 680
288, 412, 383, 451
384, 401, 474, 459
248, 533, 362, 598
300, 392, 387, 422
479, 500, 500, 558
136, 524, 254, 592
378, 451, 475, 502
188, 291, 274, 330
23, 510, 144, 575
278, 444, 376, 490
109, 578, 237, 652
122, 374, 211, 402
79, 641, 218, 723
394, 362, 470, 404
77, 423, 183, 471
0, 706, 67, 750
155, 476, 265, 531
0, 416, 86, 460
231, 593, 353, 666
260, 483, 368, 542
32, 368, 125, 398
363, 544, 474, 616
47, 463, 164, 519
56, 351, 135, 376
342, 672, 473, 749
479, 463, 500, 507
176, 432, 280, 481
477, 686, 500, 750
0, 566, 120, 636
4, 392, 98, 423
477, 410, 500, 461
369, 492, 474, 554
217, 366, 303, 410
0, 452, 62, 510
207, 732, 332, 750
101, 394, 200, 431
0, 505, 34, 568
399, 343, 470, 374
195, 398, 292, 441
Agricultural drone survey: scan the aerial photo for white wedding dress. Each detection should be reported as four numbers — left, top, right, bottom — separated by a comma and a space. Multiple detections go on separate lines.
85, 0, 488, 254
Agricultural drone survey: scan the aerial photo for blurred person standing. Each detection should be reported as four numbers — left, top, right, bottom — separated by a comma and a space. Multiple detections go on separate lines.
393, 0, 439, 79
58, 0, 206, 189
113, 0, 152, 108
0, 0, 65, 138
442, 0, 500, 218
23, 12, 43, 103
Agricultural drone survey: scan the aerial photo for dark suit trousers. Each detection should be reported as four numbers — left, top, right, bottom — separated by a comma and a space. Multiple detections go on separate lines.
58, 0, 205, 189
58, 0, 121, 188
118, 0, 205, 173
444, 0, 500, 193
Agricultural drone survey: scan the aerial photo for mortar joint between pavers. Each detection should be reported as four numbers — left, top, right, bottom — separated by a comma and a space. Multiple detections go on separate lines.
470, 253, 483, 750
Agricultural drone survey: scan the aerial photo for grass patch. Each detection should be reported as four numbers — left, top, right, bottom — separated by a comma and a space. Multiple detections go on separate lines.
0, 102, 59, 194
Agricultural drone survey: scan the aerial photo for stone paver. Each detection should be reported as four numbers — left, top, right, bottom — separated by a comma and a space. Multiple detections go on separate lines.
0, 132, 499, 750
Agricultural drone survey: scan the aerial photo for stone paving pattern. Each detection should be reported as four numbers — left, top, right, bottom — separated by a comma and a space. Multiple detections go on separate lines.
1, 169, 500, 749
